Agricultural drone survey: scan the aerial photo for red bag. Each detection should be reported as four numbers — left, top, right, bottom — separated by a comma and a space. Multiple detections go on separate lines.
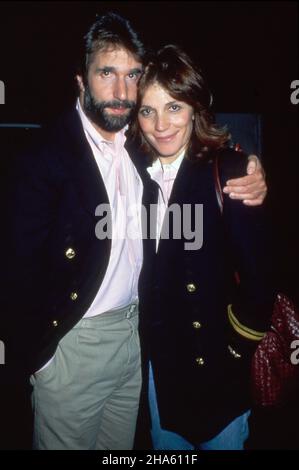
251, 293, 299, 406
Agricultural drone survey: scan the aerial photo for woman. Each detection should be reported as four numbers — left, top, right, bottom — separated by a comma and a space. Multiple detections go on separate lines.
132, 45, 276, 450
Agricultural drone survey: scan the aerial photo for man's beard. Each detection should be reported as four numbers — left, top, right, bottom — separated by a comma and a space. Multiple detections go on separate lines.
83, 85, 135, 133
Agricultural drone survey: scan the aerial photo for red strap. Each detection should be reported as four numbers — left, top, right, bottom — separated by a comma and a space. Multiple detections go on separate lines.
213, 155, 223, 214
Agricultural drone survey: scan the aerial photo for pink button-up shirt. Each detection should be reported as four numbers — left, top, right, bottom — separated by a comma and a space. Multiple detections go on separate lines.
77, 100, 143, 316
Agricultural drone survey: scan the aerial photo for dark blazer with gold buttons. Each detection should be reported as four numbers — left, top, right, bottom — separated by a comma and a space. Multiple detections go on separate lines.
1, 107, 150, 377
138, 148, 276, 445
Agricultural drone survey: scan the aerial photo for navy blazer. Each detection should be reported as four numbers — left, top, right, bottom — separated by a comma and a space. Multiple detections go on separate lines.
1, 107, 152, 376
138, 149, 276, 444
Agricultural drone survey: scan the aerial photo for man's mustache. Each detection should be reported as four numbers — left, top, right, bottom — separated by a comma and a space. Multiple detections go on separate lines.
102, 100, 135, 110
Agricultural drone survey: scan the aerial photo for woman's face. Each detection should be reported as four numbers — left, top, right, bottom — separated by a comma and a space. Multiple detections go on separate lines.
138, 82, 194, 163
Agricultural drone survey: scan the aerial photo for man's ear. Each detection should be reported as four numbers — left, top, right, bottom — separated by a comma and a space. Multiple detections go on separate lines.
76, 75, 85, 93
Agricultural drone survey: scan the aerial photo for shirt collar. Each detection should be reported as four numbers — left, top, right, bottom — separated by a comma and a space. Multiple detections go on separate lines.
76, 98, 128, 152
147, 150, 185, 177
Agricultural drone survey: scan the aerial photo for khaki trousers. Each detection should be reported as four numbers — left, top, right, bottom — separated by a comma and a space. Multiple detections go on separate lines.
30, 302, 141, 450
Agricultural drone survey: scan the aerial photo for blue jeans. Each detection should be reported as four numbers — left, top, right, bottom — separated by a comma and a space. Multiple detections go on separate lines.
149, 362, 250, 450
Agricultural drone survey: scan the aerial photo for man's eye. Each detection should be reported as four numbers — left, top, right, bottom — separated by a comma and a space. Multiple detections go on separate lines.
128, 72, 140, 81
101, 70, 111, 77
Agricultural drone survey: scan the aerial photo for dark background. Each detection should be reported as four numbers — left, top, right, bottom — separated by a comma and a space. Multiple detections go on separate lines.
0, 1, 298, 449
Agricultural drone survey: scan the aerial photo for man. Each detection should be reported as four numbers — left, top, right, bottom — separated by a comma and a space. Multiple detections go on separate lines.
1, 12, 266, 450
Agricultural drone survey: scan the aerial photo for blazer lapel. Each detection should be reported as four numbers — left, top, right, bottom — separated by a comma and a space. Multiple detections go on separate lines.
62, 108, 110, 216
167, 157, 198, 206
156, 157, 207, 253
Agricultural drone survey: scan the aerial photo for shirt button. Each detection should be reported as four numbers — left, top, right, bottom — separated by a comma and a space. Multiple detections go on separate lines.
52, 320, 58, 327
192, 321, 202, 329
65, 247, 76, 259
195, 357, 205, 366
70, 292, 78, 301
186, 283, 197, 293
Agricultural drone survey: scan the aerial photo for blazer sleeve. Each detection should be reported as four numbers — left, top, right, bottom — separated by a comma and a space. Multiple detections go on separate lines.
3, 138, 63, 320
217, 149, 277, 353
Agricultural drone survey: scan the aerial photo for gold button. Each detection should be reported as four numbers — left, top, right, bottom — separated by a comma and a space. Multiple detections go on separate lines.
228, 345, 242, 359
65, 247, 76, 259
195, 357, 205, 366
70, 292, 78, 301
52, 320, 58, 327
193, 321, 202, 329
186, 283, 196, 293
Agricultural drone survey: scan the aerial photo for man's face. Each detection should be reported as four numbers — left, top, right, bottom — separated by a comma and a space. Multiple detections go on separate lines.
77, 47, 142, 139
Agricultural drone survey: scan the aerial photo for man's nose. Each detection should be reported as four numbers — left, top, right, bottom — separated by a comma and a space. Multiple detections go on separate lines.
113, 77, 128, 101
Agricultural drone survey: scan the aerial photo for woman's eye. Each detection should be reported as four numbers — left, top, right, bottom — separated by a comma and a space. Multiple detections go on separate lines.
170, 104, 181, 111
140, 108, 152, 117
